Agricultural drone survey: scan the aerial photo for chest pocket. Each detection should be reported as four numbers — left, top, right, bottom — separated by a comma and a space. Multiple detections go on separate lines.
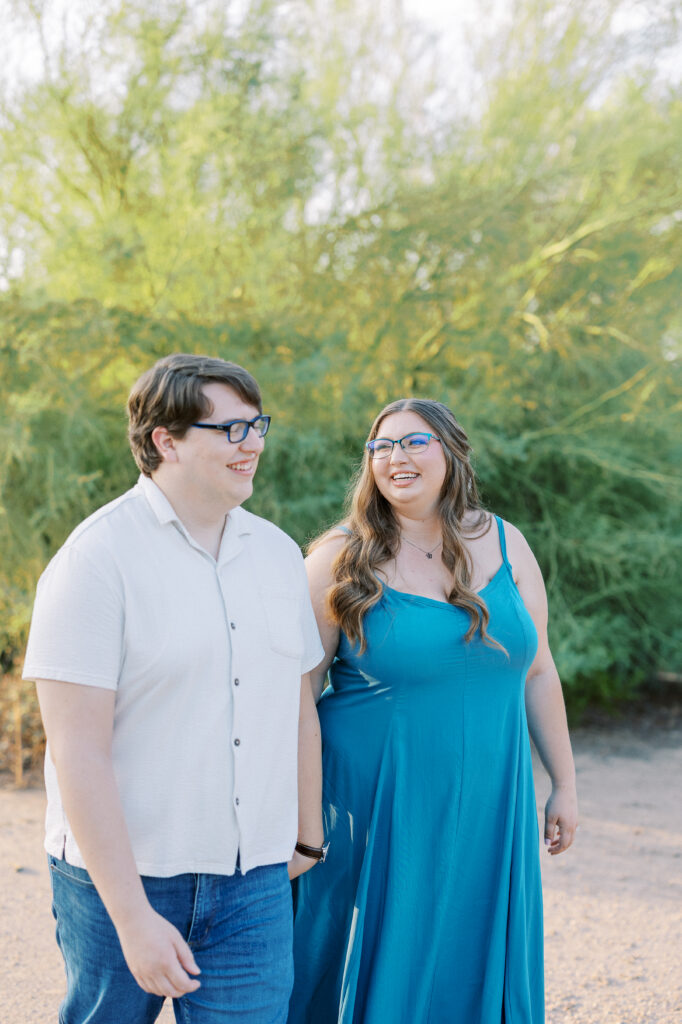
261, 588, 303, 659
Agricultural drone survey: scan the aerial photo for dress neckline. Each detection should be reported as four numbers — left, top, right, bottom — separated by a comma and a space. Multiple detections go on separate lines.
381, 561, 507, 608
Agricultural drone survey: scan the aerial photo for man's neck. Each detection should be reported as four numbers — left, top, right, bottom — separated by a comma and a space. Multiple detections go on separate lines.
151, 474, 233, 560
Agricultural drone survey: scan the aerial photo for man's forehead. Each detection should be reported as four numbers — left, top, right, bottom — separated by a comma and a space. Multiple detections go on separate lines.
200, 381, 260, 420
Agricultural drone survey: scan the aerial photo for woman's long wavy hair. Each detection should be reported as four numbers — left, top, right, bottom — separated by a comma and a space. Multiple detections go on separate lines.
318, 398, 502, 654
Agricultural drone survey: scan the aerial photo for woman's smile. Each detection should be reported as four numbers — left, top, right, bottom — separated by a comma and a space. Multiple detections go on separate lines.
388, 470, 420, 487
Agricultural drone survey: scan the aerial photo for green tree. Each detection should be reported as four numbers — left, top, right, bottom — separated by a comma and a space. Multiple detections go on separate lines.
1, 0, 680, 725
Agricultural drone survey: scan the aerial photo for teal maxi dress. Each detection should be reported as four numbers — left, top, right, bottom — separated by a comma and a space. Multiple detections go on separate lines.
289, 517, 544, 1024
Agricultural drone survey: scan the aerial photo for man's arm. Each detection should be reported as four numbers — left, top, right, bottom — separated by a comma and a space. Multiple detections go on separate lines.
286, 532, 347, 878
36, 679, 201, 996
288, 671, 324, 880
304, 533, 346, 701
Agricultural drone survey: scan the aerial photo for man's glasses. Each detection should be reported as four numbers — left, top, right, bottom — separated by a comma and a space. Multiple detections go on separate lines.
191, 415, 271, 443
366, 432, 441, 460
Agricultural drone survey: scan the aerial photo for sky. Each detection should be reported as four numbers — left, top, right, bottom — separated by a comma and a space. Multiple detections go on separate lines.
5, 0, 677, 93
3, 0, 504, 83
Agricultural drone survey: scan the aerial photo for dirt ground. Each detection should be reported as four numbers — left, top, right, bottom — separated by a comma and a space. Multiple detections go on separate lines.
1, 711, 680, 1024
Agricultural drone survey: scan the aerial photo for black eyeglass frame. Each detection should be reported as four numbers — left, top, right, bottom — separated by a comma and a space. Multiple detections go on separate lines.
191, 415, 271, 443
365, 431, 441, 460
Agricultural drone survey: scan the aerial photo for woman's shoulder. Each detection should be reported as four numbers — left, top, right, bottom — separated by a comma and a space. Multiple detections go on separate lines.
491, 515, 531, 549
306, 523, 350, 565
304, 525, 350, 597
309, 521, 351, 546
330, 522, 352, 538
484, 513, 540, 579
464, 508, 526, 542
461, 509, 537, 572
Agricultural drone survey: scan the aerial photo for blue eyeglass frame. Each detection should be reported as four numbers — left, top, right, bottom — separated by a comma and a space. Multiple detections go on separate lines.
365, 431, 441, 458
191, 414, 271, 443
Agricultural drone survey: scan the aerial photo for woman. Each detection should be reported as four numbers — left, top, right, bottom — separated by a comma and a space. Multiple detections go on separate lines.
289, 398, 578, 1024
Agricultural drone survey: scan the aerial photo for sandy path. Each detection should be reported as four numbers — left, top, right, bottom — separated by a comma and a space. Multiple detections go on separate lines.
536, 724, 682, 1024
1, 721, 680, 1023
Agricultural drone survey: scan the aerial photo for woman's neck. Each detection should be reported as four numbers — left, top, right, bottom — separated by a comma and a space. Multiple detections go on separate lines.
394, 510, 442, 547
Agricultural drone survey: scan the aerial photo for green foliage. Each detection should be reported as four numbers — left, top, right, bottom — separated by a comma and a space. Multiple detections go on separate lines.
1, 0, 680, 718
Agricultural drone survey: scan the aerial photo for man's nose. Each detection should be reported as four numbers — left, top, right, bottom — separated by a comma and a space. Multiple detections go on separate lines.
240, 425, 265, 452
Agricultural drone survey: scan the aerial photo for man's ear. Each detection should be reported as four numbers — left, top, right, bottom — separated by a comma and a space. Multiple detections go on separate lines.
151, 426, 180, 463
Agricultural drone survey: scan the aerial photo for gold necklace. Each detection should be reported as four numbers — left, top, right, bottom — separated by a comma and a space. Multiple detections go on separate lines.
401, 535, 443, 560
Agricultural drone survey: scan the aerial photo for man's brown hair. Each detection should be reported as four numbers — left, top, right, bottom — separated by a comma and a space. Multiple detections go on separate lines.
127, 353, 262, 475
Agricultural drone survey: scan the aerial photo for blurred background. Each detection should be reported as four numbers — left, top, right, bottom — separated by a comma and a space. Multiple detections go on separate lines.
1, 0, 680, 780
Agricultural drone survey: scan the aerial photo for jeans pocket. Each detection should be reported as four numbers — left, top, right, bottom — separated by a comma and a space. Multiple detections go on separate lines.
48, 855, 97, 889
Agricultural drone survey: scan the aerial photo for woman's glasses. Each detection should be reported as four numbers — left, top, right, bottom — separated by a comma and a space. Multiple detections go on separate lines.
366, 432, 441, 460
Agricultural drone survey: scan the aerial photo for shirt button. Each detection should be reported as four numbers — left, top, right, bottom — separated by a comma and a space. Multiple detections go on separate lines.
235, 797, 240, 806
230, 622, 236, 629
234, 678, 240, 686
234, 738, 240, 746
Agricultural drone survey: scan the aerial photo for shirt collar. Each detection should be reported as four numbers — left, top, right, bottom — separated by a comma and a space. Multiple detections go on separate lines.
136, 474, 179, 526
136, 474, 253, 539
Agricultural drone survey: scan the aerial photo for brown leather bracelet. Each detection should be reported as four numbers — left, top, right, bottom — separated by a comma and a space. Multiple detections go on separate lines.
295, 840, 330, 862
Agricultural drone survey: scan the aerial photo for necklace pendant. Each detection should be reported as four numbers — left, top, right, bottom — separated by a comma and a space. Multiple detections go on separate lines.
426, 552, 432, 559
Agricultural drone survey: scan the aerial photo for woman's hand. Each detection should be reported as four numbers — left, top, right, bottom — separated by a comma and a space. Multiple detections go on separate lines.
544, 783, 579, 855
287, 849, 320, 880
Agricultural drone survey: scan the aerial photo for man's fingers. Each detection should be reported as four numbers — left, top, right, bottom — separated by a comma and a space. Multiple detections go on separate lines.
175, 937, 201, 977
134, 972, 173, 998
136, 962, 201, 999
164, 934, 201, 995
120, 910, 202, 997
163, 966, 201, 998
157, 939, 201, 996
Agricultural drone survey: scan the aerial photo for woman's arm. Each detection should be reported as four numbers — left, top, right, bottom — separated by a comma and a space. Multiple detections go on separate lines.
505, 524, 579, 855
304, 532, 346, 702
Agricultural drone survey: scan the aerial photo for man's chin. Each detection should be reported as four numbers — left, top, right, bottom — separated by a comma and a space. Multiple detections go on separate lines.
227, 480, 254, 506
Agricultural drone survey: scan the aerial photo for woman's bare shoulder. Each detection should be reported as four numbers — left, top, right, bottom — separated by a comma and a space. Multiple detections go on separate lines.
308, 522, 350, 549
306, 524, 350, 572
494, 517, 534, 554
461, 508, 496, 537
490, 516, 544, 585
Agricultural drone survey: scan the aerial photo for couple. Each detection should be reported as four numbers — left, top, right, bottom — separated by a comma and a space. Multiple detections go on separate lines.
24, 353, 577, 1024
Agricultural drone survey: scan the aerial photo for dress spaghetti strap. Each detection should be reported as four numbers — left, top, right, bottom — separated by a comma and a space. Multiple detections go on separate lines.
494, 515, 511, 569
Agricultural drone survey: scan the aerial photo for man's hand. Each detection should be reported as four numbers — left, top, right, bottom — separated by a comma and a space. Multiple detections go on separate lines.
294, 672, 324, 880
36, 679, 202, 998
118, 906, 201, 998
287, 848, 319, 880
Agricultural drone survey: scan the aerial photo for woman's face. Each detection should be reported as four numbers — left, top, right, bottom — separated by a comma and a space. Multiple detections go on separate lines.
369, 410, 448, 517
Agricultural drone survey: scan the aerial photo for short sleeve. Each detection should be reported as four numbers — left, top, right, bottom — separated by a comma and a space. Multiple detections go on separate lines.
23, 545, 124, 690
293, 548, 324, 674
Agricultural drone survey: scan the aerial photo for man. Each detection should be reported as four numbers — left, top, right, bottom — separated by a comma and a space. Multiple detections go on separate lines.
23, 353, 326, 1023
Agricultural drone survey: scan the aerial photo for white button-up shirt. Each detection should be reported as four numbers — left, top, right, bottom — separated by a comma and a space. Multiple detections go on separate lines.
23, 475, 323, 876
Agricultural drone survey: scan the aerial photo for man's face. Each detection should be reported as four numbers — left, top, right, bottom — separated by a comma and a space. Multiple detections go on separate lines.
168, 382, 265, 511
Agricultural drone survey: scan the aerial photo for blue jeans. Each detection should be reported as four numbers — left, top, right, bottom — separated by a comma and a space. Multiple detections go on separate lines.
48, 856, 293, 1024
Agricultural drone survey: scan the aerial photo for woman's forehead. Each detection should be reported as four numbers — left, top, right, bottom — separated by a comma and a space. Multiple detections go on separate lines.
375, 409, 432, 438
